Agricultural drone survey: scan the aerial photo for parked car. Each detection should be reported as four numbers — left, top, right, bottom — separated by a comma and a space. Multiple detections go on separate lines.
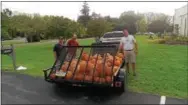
100, 31, 124, 43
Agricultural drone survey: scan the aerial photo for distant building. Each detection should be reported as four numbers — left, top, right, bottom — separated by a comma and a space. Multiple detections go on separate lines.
173, 4, 188, 36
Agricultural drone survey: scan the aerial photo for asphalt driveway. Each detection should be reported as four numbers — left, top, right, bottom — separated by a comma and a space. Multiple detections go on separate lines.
1, 71, 187, 104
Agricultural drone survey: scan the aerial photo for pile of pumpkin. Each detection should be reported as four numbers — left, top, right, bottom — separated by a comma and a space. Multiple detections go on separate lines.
51, 52, 124, 84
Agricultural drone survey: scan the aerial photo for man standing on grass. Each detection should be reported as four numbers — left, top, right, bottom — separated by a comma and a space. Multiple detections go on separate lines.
66, 34, 80, 61
119, 28, 138, 76
53, 37, 65, 65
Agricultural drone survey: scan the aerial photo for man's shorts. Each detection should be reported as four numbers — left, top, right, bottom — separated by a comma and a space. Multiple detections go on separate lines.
124, 50, 136, 63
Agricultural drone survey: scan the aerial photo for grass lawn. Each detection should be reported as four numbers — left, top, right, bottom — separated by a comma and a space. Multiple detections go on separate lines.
1, 36, 187, 99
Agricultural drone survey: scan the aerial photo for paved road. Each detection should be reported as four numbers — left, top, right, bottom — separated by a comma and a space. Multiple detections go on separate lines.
1, 72, 188, 104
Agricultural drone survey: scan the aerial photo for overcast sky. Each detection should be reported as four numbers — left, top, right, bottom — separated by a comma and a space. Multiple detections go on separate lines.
2, 1, 187, 21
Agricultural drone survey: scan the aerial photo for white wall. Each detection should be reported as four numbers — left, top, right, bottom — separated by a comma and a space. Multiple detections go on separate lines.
174, 4, 188, 37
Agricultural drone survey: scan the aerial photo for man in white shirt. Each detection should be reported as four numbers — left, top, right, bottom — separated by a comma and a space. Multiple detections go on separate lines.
119, 29, 138, 76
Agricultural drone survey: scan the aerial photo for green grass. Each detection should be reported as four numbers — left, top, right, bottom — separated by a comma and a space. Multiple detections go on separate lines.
1, 36, 187, 99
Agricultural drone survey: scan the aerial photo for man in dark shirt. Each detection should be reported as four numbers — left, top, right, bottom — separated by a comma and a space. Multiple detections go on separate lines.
53, 37, 64, 62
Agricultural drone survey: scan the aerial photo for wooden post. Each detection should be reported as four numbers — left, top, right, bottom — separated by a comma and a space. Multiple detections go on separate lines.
11, 44, 17, 71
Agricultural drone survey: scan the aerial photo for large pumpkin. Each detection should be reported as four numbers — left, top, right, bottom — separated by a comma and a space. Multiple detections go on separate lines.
97, 60, 103, 65
114, 60, 121, 66
105, 76, 112, 83
107, 57, 114, 64
90, 59, 96, 64
69, 64, 76, 72
81, 53, 89, 61
65, 71, 73, 80
94, 77, 100, 83
93, 71, 100, 77
106, 61, 112, 67
71, 59, 78, 64
84, 75, 93, 82
100, 78, 106, 84
96, 63, 103, 74
79, 61, 87, 73
115, 56, 123, 64
74, 73, 84, 81
85, 62, 94, 74
104, 65, 113, 76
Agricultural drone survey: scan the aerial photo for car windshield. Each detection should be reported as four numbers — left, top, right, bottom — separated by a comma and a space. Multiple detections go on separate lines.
103, 33, 124, 38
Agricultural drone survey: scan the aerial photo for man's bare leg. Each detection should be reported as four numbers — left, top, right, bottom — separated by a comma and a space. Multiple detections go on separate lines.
126, 63, 130, 74
132, 63, 136, 76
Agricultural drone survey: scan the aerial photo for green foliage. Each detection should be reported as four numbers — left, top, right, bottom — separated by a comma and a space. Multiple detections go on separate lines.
1, 7, 175, 41
1, 8, 87, 41
87, 18, 113, 37
117, 11, 139, 34
137, 18, 147, 33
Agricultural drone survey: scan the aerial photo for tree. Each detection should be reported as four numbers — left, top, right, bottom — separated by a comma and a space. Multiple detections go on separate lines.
148, 20, 165, 33
1, 8, 12, 39
148, 14, 173, 34
77, 2, 91, 27
118, 11, 139, 34
137, 18, 147, 33
104, 16, 119, 31
87, 18, 113, 37
91, 12, 101, 19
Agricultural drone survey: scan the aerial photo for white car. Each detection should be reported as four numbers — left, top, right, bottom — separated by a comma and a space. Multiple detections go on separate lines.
100, 31, 124, 43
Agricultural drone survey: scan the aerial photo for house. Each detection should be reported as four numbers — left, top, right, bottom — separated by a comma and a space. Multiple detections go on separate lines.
173, 4, 188, 37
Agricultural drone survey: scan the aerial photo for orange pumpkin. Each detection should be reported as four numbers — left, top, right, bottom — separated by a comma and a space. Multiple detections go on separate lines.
69, 65, 76, 72
86, 62, 94, 73
96, 62, 104, 72
97, 59, 103, 64
106, 61, 112, 67
90, 59, 96, 64
107, 57, 114, 64
105, 65, 113, 76
105, 76, 112, 83
84, 75, 93, 82
74, 73, 84, 81
65, 71, 73, 80
114, 60, 121, 66
79, 61, 87, 73
98, 56, 103, 60
100, 78, 106, 83
94, 77, 100, 83
81, 53, 89, 61
94, 71, 100, 77
71, 59, 78, 64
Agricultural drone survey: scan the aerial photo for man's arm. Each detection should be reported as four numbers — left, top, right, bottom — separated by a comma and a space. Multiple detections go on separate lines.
133, 36, 138, 54
119, 38, 124, 53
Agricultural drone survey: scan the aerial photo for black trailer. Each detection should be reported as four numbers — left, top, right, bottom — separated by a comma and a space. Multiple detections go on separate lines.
43, 42, 128, 92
